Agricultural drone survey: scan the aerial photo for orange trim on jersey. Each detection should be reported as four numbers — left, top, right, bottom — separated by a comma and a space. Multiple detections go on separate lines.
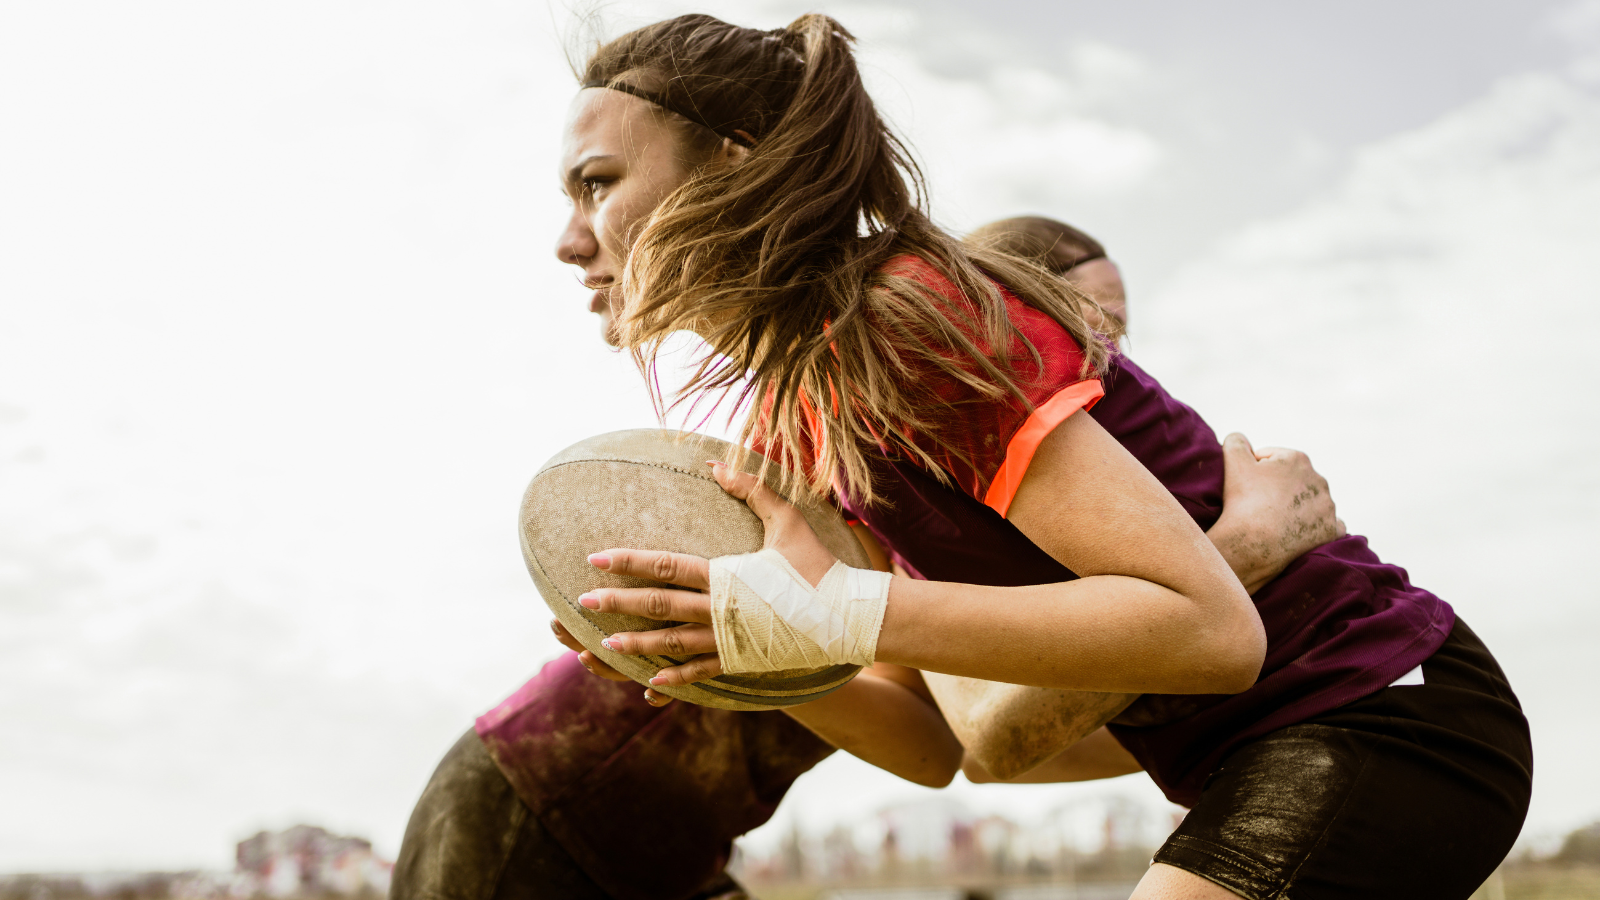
982, 379, 1106, 518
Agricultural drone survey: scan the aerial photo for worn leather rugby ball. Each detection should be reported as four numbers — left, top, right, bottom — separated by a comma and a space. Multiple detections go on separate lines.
520, 429, 866, 710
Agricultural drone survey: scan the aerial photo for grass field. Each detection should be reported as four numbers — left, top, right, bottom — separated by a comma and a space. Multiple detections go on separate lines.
743, 865, 1600, 900
1498, 864, 1600, 899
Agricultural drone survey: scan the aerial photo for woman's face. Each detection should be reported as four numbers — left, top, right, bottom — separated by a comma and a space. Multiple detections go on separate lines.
1064, 258, 1128, 327
554, 88, 697, 346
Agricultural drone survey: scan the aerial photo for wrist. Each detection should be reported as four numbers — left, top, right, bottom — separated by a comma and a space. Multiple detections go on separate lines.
1206, 514, 1271, 593
710, 551, 892, 673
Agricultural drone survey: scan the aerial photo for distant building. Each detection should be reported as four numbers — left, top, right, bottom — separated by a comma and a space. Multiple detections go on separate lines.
235, 824, 391, 897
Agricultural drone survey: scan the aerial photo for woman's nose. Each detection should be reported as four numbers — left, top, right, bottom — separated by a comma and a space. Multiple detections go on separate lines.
555, 210, 598, 267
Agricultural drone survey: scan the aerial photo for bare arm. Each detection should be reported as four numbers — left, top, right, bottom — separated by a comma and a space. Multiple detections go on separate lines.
780, 662, 962, 787
591, 415, 1260, 690
869, 410, 1264, 693
550, 618, 964, 785
767, 527, 963, 786
927, 432, 1345, 779
583, 425, 1337, 780
964, 726, 1142, 784
552, 523, 966, 787
925, 673, 1137, 781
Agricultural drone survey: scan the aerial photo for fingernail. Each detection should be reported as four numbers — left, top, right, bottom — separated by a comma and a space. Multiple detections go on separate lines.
587, 553, 611, 569
601, 637, 620, 651
579, 593, 600, 609
705, 460, 724, 468
649, 675, 667, 685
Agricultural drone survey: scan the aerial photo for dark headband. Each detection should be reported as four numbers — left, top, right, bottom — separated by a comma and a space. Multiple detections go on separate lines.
583, 80, 756, 148
1059, 250, 1107, 273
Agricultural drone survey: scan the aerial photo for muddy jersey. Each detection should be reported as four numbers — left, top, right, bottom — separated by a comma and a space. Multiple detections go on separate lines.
474, 653, 833, 900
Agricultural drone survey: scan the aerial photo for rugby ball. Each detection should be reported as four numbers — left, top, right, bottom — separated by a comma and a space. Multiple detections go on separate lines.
520, 429, 867, 710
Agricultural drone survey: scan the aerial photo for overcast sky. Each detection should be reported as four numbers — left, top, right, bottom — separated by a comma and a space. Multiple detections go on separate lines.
2, 0, 1598, 873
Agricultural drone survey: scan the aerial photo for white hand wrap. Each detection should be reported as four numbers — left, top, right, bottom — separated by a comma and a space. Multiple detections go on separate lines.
708, 549, 893, 674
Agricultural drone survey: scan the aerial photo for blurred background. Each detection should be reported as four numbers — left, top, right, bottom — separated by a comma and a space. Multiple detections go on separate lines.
2, 0, 1598, 895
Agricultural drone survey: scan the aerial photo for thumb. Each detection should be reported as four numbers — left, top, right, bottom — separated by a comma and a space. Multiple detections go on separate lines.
709, 461, 793, 527
1221, 432, 1257, 488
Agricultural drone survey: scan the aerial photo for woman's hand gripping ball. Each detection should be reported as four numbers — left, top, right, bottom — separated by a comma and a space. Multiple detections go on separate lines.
552, 461, 891, 706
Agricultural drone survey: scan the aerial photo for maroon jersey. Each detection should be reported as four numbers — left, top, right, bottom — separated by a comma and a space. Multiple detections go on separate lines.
838, 256, 1455, 806
475, 653, 833, 900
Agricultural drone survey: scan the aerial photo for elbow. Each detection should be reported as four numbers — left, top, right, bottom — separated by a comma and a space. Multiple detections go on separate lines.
961, 737, 1035, 782
960, 750, 1030, 784
900, 738, 964, 788
1199, 609, 1266, 695
1211, 655, 1263, 695
905, 750, 961, 788
961, 753, 999, 784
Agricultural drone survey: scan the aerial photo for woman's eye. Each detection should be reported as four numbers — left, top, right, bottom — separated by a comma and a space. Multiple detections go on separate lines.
582, 177, 612, 197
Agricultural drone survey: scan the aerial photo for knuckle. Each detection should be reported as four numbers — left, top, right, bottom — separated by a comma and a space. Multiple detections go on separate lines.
662, 628, 687, 655
645, 588, 672, 619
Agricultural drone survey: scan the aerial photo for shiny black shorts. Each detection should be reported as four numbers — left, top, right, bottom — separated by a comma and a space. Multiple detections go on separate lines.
1153, 619, 1532, 900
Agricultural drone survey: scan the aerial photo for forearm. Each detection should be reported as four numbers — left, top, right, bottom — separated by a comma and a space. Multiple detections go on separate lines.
781, 670, 963, 788
963, 726, 1142, 784
925, 672, 1137, 780
876, 571, 1263, 695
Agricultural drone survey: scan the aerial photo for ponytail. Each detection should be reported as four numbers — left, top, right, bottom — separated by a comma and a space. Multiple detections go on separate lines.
579, 14, 1117, 506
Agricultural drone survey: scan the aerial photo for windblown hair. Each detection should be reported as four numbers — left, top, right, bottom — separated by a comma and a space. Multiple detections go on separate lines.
579, 14, 1121, 505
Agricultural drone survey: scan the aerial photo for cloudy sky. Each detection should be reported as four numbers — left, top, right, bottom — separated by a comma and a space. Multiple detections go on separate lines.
2, 0, 1597, 873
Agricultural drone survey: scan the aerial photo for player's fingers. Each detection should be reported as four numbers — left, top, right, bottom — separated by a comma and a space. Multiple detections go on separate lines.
1253, 446, 1306, 468
709, 461, 801, 528
1220, 433, 1258, 488
577, 649, 632, 681
589, 548, 710, 590
643, 688, 675, 707
550, 618, 586, 653
648, 654, 724, 687
579, 585, 711, 623
600, 623, 717, 658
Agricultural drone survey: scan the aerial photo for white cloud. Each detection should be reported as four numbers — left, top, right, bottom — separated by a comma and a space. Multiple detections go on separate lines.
1544, 0, 1600, 45
854, 27, 1167, 226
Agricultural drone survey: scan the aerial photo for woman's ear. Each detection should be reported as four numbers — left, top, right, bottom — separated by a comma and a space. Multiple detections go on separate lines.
716, 132, 754, 166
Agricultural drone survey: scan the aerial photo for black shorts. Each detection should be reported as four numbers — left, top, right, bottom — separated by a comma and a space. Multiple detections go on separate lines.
1153, 618, 1532, 900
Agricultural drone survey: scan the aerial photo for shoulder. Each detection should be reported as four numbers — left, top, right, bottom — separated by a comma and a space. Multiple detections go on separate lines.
869, 254, 1108, 513
874, 253, 1086, 365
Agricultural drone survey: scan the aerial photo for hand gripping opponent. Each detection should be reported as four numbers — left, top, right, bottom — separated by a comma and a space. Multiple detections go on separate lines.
709, 548, 892, 674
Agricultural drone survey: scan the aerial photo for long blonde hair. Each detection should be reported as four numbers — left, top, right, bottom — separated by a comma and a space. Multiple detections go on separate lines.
579, 13, 1121, 505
